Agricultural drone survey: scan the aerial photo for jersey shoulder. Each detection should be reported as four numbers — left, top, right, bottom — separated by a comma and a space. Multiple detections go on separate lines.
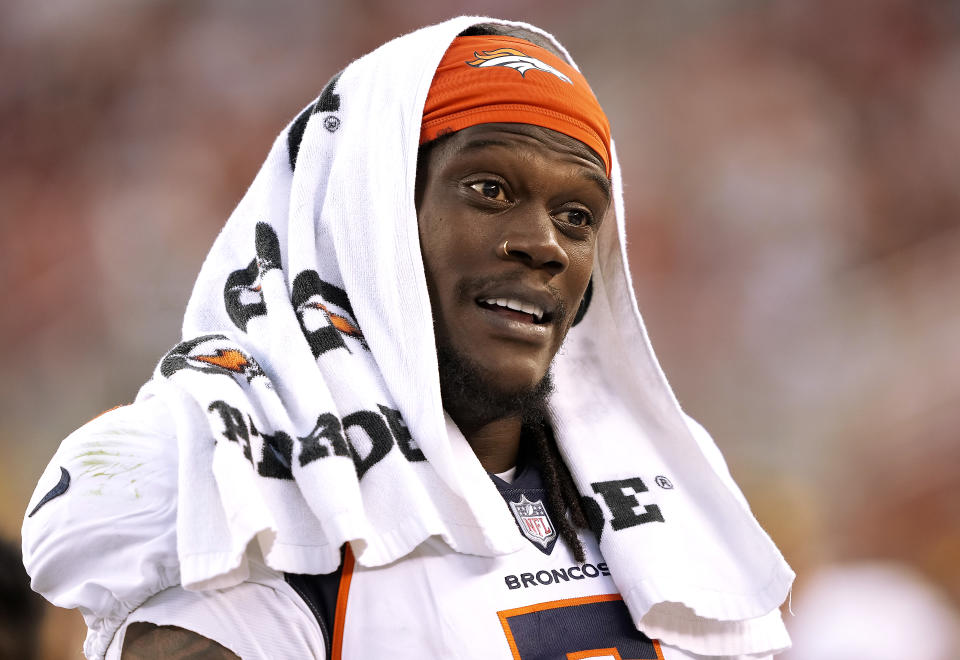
22, 396, 182, 659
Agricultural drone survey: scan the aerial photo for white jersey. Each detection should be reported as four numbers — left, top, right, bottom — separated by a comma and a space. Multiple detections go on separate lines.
25, 18, 793, 659
60, 401, 770, 659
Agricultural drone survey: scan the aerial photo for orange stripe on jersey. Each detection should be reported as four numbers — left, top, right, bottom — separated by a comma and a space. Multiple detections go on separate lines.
501, 592, 623, 620
566, 644, 664, 660
330, 543, 356, 660
567, 647, 623, 660
498, 608, 522, 659
653, 639, 664, 660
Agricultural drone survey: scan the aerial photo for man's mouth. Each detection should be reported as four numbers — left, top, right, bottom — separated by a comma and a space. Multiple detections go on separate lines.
476, 296, 551, 324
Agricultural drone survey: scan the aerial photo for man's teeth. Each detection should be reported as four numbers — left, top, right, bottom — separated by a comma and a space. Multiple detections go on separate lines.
481, 297, 544, 322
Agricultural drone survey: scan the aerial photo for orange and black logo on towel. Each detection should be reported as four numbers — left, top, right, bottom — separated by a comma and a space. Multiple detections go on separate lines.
292, 269, 367, 357
224, 222, 283, 332
160, 334, 265, 383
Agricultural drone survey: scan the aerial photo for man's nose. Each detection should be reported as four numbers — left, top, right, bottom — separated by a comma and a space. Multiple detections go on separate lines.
497, 208, 568, 276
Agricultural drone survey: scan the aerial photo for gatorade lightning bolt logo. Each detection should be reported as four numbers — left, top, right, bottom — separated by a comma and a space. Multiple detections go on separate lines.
193, 348, 255, 373
160, 334, 266, 383
292, 269, 367, 357
466, 48, 573, 84
224, 222, 282, 332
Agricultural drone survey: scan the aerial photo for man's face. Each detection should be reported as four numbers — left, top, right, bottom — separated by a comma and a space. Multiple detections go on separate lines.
416, 123, 610, 425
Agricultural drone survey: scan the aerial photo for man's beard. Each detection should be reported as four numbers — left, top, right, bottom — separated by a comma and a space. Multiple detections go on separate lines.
435, 338, 554, 431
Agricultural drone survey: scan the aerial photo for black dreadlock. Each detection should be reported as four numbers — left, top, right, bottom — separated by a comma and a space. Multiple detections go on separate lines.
526, 421, 589, 563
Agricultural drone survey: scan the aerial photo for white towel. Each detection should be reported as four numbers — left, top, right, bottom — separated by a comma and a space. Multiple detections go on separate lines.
134, 16, 793, 656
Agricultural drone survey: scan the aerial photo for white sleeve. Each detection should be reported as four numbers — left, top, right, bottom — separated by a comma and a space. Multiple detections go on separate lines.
22, 396, 182, 659
104, 572, 325, 660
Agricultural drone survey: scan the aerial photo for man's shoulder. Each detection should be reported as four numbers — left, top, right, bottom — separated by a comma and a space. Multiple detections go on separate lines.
22, 395, 182, 651
27, 396, 179, 520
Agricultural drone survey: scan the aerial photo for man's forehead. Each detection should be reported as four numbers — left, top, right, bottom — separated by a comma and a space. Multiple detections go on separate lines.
455, 123, 599, 157
447, 124, 611, 199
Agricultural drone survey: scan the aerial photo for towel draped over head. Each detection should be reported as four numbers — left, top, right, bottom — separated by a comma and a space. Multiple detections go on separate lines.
44, 15, 796, 658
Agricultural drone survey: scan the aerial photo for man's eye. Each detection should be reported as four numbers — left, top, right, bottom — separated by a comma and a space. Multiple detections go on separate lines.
469, 181, 507, 201
557, 208, 593, 227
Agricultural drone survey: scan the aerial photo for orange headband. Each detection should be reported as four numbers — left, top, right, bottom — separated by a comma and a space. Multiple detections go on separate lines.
421, 35, 612, 177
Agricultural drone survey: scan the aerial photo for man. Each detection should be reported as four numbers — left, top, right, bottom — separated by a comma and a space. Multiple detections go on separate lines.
23, 18, 793, 659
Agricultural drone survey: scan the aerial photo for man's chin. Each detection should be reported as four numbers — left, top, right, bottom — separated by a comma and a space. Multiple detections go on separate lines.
435, 341, 553, 429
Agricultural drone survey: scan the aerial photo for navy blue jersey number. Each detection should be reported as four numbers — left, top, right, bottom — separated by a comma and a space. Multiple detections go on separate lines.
497, 594, 663, 660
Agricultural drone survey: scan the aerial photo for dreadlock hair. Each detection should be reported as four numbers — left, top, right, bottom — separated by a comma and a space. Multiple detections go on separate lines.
524, 420, 590, 563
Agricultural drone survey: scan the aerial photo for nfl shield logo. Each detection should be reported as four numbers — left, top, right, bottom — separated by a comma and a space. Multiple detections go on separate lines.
509, 495, 557, 549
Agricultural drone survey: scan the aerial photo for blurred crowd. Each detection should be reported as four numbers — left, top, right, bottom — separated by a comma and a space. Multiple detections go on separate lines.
2, 0, 958, 657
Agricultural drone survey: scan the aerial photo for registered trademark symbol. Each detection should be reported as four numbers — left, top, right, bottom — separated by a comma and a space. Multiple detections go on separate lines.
324, 115, 341, 132
655, 475, 674, 489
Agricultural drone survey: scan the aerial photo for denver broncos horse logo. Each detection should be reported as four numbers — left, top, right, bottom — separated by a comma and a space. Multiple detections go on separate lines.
466, 48, 572, 84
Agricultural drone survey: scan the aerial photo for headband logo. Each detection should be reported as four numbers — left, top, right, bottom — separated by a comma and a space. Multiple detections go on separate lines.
466, 48, 573, 84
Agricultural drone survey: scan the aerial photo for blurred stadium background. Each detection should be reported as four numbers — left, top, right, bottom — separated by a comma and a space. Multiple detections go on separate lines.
2, 0, 958, 657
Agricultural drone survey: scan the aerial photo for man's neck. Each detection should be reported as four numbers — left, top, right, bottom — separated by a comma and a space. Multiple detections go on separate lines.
454, 414, 523, 473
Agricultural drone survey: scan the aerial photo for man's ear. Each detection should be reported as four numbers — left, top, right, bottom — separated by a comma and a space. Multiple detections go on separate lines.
571, 277, 593, 327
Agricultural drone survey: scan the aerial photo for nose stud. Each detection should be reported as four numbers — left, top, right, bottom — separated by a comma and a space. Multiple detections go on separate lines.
501, 240, 511, 258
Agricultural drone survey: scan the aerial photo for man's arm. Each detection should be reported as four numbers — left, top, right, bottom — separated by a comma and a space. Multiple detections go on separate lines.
121, 623, 240, 659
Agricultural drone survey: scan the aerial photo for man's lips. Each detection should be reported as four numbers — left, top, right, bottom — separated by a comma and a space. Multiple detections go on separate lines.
470, 282, 563, 326
477, 301, 543, 325
476, 296, 547, 323
473, 302, 553, 344
465, 285, 568, 348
